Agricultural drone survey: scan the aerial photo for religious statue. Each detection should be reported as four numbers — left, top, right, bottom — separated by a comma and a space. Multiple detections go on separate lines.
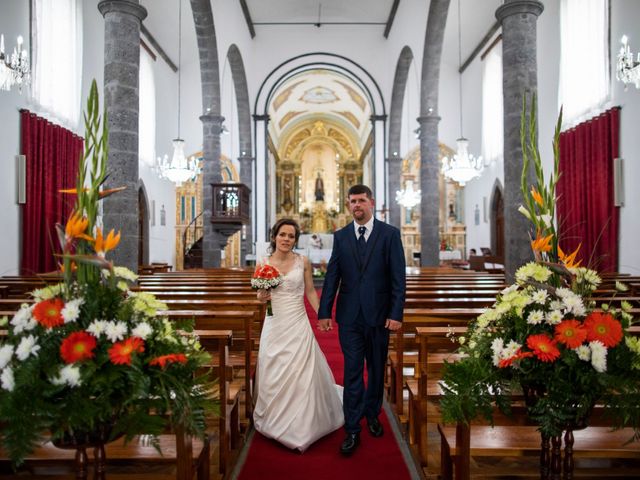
315, 172, 325, 202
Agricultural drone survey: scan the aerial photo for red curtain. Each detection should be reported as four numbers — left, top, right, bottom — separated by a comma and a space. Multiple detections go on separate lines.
21, 110, 83, 274
557, 107, 620, 273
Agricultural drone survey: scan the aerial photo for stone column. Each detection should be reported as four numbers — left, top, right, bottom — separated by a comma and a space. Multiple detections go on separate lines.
388, 154, 403, 228
418, 115, 442, 266
496, 0, 544, 280
199, 113, 224, 268
238, 154, 254, 264
98, 0, 147, 273
254, 114, 269, 245
418, 0, 449, 267
370, 114, 387, 218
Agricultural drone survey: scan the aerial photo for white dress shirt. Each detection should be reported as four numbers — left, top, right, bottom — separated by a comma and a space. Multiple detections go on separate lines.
353, 216, 374, 242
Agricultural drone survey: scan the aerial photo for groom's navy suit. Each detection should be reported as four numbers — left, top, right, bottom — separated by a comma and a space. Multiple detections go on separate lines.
318, 219, 405, 433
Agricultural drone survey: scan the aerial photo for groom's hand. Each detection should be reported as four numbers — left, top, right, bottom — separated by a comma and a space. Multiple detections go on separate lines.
385, 319, 402, 331
317, 318, 333, 332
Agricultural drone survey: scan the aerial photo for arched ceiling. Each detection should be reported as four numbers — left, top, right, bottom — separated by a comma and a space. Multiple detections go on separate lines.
267, 69, 372, 148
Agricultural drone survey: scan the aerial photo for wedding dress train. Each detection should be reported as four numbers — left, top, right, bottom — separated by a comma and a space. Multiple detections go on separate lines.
253, 255, 344, 451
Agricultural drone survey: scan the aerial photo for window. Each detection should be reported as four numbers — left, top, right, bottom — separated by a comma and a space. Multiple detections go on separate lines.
559, 0, 610, 125
31, 0, 82, 129
139, 49, 156, 166
481, 43, 503, 164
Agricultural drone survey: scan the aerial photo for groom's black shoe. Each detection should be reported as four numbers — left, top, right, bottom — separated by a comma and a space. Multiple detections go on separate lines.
366, 417, 384, 437
339, 432, 360, 456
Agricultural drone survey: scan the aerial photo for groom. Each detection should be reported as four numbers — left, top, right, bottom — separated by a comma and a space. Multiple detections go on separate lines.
318, 184, 406, 456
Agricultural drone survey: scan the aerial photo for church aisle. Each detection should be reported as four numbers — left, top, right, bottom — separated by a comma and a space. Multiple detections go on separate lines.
235, 292, 414, 480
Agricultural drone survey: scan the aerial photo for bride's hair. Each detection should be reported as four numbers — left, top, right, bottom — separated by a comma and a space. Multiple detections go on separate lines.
268, 218, 301, 254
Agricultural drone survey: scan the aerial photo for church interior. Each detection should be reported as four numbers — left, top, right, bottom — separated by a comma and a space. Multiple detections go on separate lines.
1, 0, 640, 478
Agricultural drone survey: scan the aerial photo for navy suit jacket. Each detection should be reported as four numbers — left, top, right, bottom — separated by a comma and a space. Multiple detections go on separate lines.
318, 219, 406, 326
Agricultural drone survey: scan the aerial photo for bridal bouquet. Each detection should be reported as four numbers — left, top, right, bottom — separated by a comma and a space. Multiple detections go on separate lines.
439, 96, 640, 439
0, 80, 214, 466
251, 264, 283, 316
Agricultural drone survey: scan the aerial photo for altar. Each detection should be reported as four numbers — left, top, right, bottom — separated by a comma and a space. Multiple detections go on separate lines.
295, 233, 333, 264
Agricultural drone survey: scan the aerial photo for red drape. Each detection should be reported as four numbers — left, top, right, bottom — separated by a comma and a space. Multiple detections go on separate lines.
21, 110, 83, 274
557, 107, 620, 273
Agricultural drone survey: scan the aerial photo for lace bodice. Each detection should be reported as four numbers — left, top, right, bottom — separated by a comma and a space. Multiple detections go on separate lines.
269, 254, 305, 300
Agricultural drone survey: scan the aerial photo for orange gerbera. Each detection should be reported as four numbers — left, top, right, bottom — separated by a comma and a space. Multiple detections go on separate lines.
94, 227, 121, 257
555, 319, 587, 349
32, 299, 65, 329
526, 334, 560, 362
60, 331, 97, 364
531, 230, 553, 253
558, 244, 582, 268
65, 212, 92, 243
253, 264, 280, 280
149, 353, 188, 368
108, 337, 145, 365
531, 186, 544, 207
498, 350, 534, 368
584, 312, 623, 348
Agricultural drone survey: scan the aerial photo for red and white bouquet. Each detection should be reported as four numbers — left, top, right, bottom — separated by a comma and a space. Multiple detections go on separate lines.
251, 264, 283, 316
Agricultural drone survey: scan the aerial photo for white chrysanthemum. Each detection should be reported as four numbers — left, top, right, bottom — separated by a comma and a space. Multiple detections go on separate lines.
105, 321, 128, 343
1, 367, 14, 391
132, 322, 153, 340
61, 298, 84, 324
550, 300, 564, 311
468, 340, 477, 350
503, 340, 522, 358
589, 341, 607, 373
546, 310, 563, 325
572, 268, 601, 290
52, 364, 82, 387
575, 345, 591, 362
496, 302, 511, 315
615, 281, 629, 292
31, 283, 63, 301
501, 284, 519, 296
116, 281, 129, 292
527, 310, 545, 325
113, 266, 138, 282
0, 345, 13, 369
87, 320, 109, 338
491, 338, 505, 367
16, 335, 41, 360
11, 304, 34, 334
531, 289, 548, 304
561, 293, 586, 317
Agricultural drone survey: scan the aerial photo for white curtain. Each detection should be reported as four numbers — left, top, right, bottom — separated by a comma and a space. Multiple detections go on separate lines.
559, 0, 610, 126
31, 0, 83, 130
139, 49, 156, 167
482, 43, 503, 164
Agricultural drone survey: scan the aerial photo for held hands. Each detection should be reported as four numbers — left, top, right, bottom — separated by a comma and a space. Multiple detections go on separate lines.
256, 289, 271, 303
317, 318, 333, 332
385, 319, 402, 331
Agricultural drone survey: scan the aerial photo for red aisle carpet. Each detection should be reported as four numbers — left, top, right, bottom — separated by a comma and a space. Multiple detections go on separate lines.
237, 292, 412, 480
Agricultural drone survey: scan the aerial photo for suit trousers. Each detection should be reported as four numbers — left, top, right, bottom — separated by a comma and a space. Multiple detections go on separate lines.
338, 310, 390, 433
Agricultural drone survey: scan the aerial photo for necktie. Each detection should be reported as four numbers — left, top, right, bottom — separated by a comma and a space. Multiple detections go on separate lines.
357, 226, 366, 260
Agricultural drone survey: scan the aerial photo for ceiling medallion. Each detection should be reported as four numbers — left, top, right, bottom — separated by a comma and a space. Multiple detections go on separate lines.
300, 86, 339, 104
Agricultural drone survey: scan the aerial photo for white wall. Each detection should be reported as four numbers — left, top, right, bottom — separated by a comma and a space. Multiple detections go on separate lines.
0, 0, 30, 275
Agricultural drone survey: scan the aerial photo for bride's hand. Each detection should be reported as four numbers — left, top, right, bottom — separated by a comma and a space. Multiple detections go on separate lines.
256, 289, 271, 303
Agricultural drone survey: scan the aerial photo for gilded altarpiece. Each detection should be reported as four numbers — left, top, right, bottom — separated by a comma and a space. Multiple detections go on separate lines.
274, 119, 364, 233
174, 154, 242, 269
399, 144, 466, 265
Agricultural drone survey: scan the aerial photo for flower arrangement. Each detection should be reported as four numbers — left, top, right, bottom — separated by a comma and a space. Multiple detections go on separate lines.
251, 264, 283, 316
439, 96, 640, 439
0, 80, 214, 465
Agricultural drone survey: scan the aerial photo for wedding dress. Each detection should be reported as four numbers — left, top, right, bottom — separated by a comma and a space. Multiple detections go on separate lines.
253, 254, 344, 451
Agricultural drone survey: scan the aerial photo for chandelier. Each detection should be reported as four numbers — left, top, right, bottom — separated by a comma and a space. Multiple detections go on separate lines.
156, 0, 197, 185
616, 35, 640, 89
395, 179, 422, 209
0, 34, 30, 92
442, 0, 483, 186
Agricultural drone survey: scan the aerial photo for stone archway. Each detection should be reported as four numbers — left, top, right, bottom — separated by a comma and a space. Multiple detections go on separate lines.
388, 46, 415, 228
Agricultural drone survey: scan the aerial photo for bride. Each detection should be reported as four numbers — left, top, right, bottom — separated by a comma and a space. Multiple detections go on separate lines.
253, 218, 344, 451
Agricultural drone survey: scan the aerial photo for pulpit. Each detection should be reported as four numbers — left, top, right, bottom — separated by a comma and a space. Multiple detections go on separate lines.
211, 183, 251, 240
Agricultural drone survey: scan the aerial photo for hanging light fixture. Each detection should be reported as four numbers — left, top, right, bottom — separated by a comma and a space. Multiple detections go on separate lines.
157, 0, 197, 186
616, 35, 640, 89
0, 34, 30, 92
442, 0, 483, 186
396, 179, 422, 209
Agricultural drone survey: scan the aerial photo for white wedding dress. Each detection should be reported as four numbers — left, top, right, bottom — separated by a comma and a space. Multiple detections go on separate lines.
253, 254, 344, 451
